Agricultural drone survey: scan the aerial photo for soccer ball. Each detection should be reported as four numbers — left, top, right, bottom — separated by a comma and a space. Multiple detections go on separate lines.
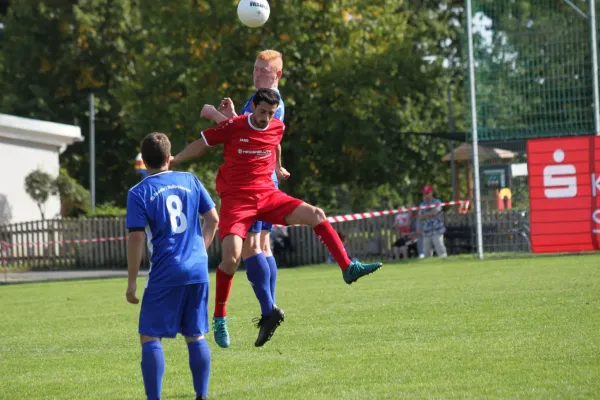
237, 0, 270, 28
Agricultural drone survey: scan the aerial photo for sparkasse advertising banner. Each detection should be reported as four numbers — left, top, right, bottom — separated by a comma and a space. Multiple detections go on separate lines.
527, 136, 600, 253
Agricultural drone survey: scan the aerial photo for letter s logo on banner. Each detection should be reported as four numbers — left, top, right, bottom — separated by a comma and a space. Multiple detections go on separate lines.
543, 149, 577, 198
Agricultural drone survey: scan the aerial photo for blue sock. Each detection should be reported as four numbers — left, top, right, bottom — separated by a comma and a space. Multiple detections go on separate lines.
265, 256, 278, 303
188, 339, 211, 398
141, 341, 165, 400
245, 253, 274, 316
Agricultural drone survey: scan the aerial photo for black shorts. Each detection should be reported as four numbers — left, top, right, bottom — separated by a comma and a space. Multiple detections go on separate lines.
393, 238, 407, 248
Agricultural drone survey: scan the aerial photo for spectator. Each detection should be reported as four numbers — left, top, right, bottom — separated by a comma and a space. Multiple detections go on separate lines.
417, 185, 448, 258
410, 210, 424, 258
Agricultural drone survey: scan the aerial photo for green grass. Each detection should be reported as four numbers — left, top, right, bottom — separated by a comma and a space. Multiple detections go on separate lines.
1, 255, 600, 399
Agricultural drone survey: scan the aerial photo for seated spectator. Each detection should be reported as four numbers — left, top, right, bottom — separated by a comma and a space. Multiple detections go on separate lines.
392, 211, 419, 259
411, 210, 424, 258
271, 226, 293, 266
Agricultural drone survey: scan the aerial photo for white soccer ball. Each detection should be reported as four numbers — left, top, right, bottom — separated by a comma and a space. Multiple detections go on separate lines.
237, 0, 270, 28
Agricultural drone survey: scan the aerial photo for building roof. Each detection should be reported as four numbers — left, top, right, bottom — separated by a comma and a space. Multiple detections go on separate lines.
0, 113, 84, 148
442, 142, 518, 162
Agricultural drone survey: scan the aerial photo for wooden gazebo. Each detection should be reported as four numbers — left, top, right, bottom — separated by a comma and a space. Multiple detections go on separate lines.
443, 142, 518, 201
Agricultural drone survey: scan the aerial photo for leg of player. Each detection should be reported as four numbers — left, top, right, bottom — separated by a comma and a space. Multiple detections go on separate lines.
219, 233, 283, 348
260, 226, 278, 303
186, 336, 210, 400
182, 282, 212, 400
242, 230, 283, 348
212, 236, 243, 348
284, 203, 383, 284
242, 228, 276, 319
140, 335, 165, 400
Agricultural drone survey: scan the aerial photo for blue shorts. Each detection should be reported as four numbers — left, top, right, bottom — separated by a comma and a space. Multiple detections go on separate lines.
248, 220, 273, 233
139, 283, 209, 338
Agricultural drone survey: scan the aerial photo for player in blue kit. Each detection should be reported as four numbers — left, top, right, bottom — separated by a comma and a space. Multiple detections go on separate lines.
126, 132, 219, 400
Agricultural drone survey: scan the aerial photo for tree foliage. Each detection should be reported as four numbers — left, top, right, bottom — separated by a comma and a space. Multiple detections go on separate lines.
24, 168, 91, 219
470, 0, 595, 139
4, 0, 465, 213
2, 0, 143, 205
55, 168, 91, 217
24, 169, 55, 220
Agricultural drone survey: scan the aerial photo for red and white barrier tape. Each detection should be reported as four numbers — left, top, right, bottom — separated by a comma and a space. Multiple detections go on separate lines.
323, 200, 470, 224
0, 200, 469, 248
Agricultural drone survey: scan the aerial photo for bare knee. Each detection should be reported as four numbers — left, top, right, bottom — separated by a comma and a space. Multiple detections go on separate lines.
242, 233, 262, 259
220, 253, 240, 274
285, 203, 328, 227
260, 232, 272, 256
185, 335, 205, 344
261, 239, 271, 255
312, 207, 327, 226
140, 335, 161, 345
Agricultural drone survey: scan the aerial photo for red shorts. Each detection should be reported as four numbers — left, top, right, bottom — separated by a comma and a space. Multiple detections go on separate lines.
218, 189, 304, 240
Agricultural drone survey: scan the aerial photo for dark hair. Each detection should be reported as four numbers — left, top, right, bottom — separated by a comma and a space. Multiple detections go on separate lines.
252, 88, 280, 107
141, 132, 171, 169
337, 231, 347, 242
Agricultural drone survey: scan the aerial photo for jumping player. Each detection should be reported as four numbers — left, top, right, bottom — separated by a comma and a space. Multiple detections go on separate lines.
210, 50, 288, 348
171, 89, 383, 347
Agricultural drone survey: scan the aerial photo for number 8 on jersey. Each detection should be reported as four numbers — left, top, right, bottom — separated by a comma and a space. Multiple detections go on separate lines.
166, 194, 187, 234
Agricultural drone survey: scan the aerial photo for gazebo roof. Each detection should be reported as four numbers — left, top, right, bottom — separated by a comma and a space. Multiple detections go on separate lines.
442, 142, 517, 162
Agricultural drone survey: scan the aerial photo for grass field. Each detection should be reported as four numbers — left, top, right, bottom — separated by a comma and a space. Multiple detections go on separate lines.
1, 255, 599, 400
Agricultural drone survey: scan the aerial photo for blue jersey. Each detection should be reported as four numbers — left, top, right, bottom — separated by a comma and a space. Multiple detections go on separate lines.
241, 88, 285, 184
126, 171, 215, 288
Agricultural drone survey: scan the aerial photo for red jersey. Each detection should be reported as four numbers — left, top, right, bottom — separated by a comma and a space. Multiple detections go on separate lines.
201, 114, 285, 194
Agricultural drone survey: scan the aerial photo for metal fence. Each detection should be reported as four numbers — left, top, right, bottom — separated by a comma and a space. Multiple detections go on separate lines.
465, 0, 600, 257
0, 209, 530, 270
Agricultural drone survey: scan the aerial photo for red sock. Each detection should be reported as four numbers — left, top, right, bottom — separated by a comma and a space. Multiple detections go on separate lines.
313, 221, 352, 271
214, 267, 234, 318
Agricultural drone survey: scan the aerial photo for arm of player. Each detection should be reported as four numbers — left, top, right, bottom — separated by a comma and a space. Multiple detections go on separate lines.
201, 208, 219, 250
125, 190, 146, 304
201, 104, 228, 124
196, 177, 218, 249
275, 144, 290, 180
219, 97, 238, 118
171, 139, 210, 166
173, 114, 235, 166
171, 105, 230, 166
126, 231, 145, 304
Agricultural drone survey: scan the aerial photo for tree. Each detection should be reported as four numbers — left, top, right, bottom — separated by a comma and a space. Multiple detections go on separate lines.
24, 169, 55, 220
2, 0, 143, 205
471, 0, 594, 139
5, 0, 466, 213
114, 0, 465, 212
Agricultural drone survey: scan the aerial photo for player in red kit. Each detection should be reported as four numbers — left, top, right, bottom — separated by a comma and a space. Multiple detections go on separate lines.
172, 89, 383, 347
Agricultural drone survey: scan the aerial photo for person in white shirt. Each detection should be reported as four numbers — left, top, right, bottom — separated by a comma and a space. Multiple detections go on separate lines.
417, 185, 448, 258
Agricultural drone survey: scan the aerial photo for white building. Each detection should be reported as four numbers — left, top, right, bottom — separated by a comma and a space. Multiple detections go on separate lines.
0, 114, 83, 225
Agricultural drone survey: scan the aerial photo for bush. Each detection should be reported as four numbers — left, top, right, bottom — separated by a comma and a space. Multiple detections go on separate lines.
55, 168, 90, 217
89, 202, 126, 217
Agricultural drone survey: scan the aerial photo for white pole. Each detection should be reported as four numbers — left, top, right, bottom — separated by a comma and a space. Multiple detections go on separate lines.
466, 0, 484, 259
89, 93, 96, 214
447, 86, 457, 201
590, 0, 600, 134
